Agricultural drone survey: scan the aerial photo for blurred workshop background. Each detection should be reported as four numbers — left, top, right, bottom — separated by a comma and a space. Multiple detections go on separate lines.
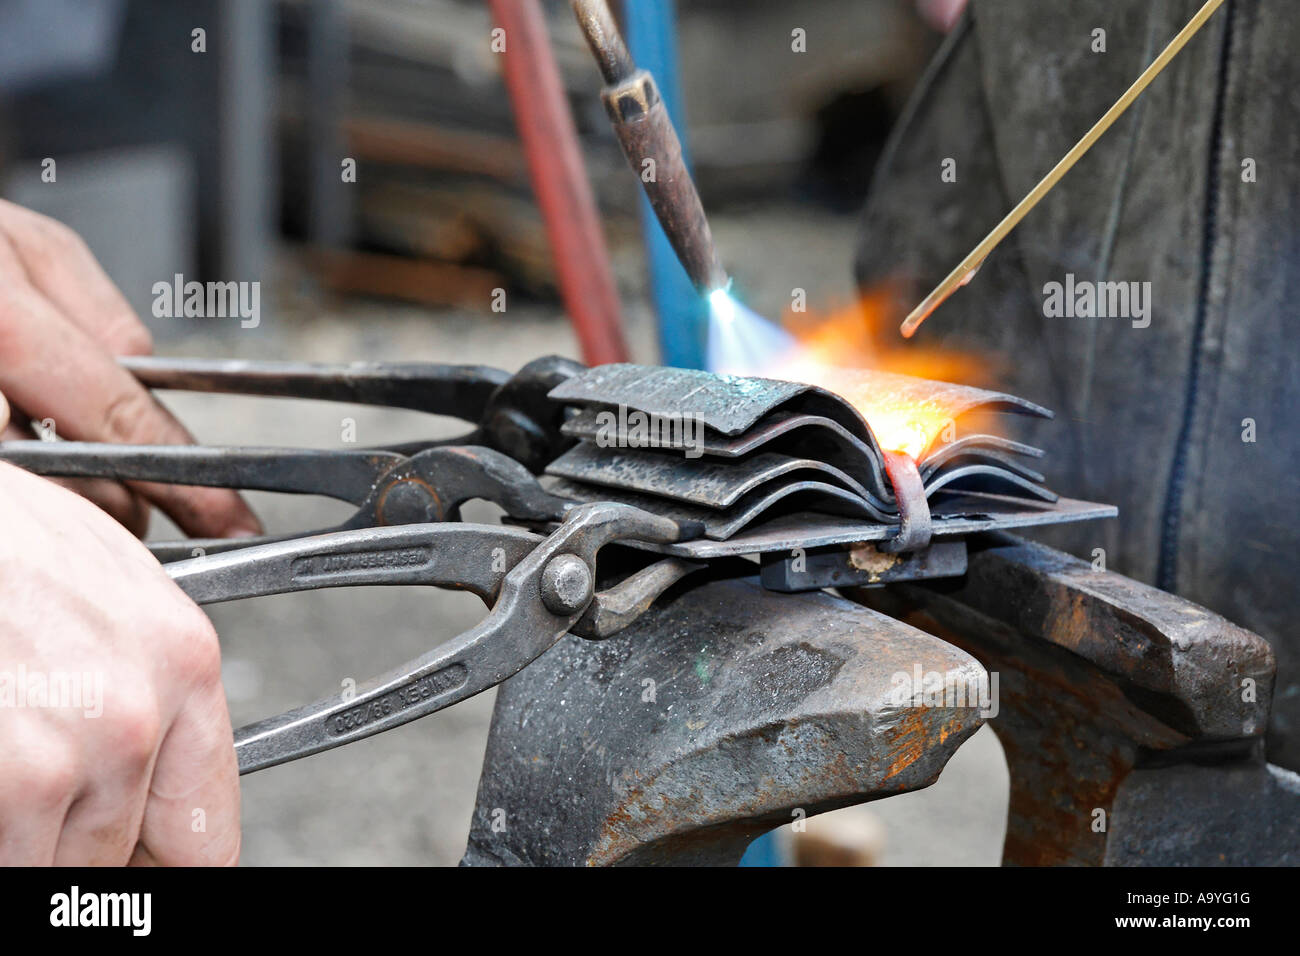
0, 0, 1005, 865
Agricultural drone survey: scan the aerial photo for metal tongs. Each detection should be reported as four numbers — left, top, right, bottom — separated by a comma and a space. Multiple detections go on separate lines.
1, 441, 574, 562
168, 502, 701, 774
0, 355, 709, 772
0, 355, 586, 560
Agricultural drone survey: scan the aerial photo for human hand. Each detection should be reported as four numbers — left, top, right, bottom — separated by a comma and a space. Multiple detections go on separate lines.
0, 460, 240, 865
0, 199, 260, 539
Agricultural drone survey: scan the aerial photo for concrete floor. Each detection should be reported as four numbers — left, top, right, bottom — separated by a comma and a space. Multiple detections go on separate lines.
148, 204, 1008, 865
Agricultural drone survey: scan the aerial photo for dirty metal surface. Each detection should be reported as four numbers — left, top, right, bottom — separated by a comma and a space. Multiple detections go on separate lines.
549, 364, 834, 438
560, 407, 890, 495
760, 539, 968, 593
879, 449, 932, 553
920, 434, 1044, 475
550, 440, 1053, 516
852, 532, 1279, 866
462, 575, 987, 866
549, 365, 1052, 442
563, 406, 1043, 482
547, 443, 889, 511
921, 447, 1045, 484
923, 463, 1056, 502
548, 476, 886, 539
541, 488, 1116, 557
1104, 760, 1300, 865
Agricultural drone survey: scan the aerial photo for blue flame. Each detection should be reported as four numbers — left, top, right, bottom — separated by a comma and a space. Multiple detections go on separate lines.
706, 288, 795, 376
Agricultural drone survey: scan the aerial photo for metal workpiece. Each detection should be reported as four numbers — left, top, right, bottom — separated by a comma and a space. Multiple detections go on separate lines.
548, 442, 891, 512
921, 463, 1056, 502
878, 450, 931, 553
919, 434, 1045, 475
564, 407, 1046, 496
547, 363, 1068, 555
549, 364, 852, 438
816, 366, 1054, 430
554, 421, 1050, 506
759, 539, 968, 593
852, 532, 1283, 866
550, 481, 1116, 556
562, 406, 891, 495
169, 501, 699, 774
548, 457, 1060, 544
549, 364, 1052, 442
549, 475, 890, 540
463, 576, 987, 866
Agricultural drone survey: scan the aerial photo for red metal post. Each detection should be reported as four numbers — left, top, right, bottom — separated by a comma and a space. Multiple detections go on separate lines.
488, 0, 630, 365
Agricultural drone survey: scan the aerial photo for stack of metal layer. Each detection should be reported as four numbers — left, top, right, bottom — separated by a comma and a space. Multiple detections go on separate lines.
545, 364, 1057, 541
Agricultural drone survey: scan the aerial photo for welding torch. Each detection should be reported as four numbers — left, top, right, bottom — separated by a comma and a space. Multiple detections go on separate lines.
571, 0, 729, 297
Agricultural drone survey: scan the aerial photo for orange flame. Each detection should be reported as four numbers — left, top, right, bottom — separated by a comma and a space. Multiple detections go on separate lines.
762, 283, 1004, 458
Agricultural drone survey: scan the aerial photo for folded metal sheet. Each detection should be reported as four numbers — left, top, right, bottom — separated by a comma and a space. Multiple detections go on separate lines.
561, 408, 892, 496
615, 495, 1120, 559
548, 478, 887, 540
546, 364, 1065, 543
549, 364, 1051, 440
547, 443, 891, 512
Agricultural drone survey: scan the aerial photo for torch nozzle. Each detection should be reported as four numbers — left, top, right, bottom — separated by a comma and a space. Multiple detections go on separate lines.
571, 0, 728, 297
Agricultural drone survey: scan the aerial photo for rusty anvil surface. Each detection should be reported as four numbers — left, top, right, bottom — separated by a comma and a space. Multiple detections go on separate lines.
854, 532, 1300, 866
462, 575, 987, 866
463, 533, 1300, 866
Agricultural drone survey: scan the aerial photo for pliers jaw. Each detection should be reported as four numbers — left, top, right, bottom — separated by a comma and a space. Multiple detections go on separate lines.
166, 502, 703, 774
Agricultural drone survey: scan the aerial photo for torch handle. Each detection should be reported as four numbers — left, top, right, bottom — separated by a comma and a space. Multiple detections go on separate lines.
602, 70, 728, 295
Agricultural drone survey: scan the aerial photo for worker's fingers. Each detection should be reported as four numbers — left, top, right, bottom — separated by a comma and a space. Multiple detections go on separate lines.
59, 477, 152, 538
52, 723, 156, 867
1, 415, 152, 535
133, 675, 241, 866
0, 198, 152, 356
0, 389, 8, 431
0, 730, 76, 865
54, 792, 150, 867
0, 281, 262, 539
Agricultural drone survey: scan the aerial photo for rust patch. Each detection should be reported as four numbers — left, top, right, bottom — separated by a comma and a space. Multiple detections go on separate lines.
849, 544, 901, 581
